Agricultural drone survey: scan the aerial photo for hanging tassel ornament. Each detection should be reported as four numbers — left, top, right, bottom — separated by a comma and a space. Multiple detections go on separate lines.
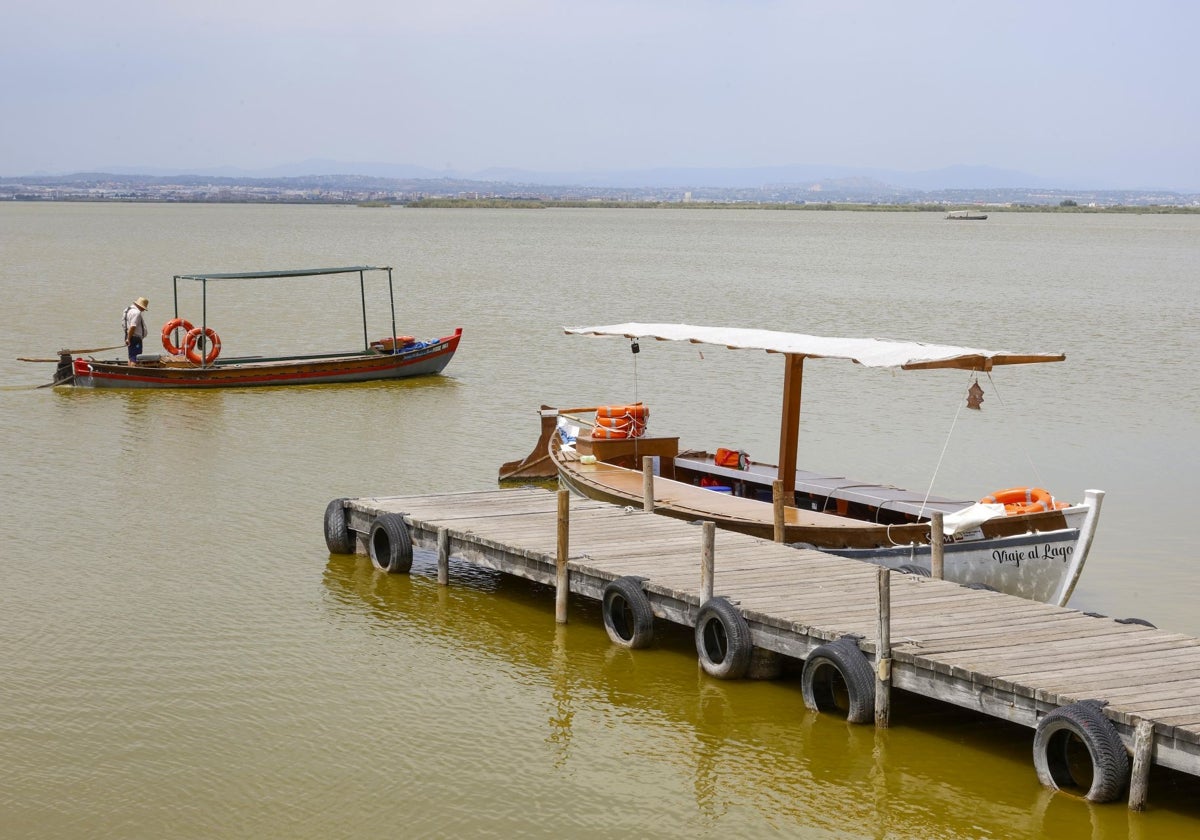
966, 380, 985, 410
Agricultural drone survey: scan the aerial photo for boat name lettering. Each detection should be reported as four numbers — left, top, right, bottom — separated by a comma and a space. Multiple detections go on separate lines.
993, 548, 1024, 567
992, 543, 1074, 566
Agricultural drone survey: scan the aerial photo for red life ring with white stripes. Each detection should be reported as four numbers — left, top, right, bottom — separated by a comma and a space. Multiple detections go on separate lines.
161, 318, 195, 355
184, 327, 222, 365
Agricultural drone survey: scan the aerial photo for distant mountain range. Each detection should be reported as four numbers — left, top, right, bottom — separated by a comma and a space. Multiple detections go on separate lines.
68, 159, 1064, 191
5, 162, 1196, 207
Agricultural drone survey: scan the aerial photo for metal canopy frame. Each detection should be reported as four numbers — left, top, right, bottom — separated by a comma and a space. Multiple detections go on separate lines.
170, 266, 397, 367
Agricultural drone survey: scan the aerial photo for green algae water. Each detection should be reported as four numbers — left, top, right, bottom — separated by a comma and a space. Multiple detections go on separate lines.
2, 204, 1199, 838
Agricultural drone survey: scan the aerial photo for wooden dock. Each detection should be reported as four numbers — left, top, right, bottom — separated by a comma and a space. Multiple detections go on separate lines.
327, 486, 1200, 807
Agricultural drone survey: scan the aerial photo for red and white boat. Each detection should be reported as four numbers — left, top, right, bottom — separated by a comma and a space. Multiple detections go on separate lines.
52, 266, 462, 389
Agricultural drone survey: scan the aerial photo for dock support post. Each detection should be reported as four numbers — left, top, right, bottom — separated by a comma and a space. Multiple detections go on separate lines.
437, 527, 449, 586
772, 480, 785, 543
700, 521, 715, 604
931, 511, 944, 580
642, 457, 655, 512
555, 489, 570, 624
875, 566, 892, 728
1129, 719, 1155, 811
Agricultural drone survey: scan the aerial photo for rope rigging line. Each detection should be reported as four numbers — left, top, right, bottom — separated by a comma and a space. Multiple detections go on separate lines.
917, 370, 973, 519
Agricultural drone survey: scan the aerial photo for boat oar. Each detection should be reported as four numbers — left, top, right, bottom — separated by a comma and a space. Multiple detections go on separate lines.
37, 372, 75, 389
18, 344, 126, 363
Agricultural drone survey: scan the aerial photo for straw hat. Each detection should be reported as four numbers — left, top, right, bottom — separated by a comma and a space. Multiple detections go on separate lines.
134, 297, 149, 310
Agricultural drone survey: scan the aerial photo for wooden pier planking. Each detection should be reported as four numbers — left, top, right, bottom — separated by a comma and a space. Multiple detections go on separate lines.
340, 487, 1200, 780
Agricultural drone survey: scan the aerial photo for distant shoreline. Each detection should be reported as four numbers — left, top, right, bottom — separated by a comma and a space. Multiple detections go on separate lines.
405, 199, 1200, 213
5, 197, 1196, 214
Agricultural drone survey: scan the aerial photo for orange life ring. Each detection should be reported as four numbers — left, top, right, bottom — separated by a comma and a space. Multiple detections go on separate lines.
594, 414, 646, 437
161, 318, 195, 355
980, 487, 1060, 516
597, 404, 648, 419
184, 326, 222, 365
591, 425, 629, 439
371, 335, 416, 352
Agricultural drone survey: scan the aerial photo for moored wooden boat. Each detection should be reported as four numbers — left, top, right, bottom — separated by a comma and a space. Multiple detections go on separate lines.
50, 266, 461, 389
501, 324, 1104, 606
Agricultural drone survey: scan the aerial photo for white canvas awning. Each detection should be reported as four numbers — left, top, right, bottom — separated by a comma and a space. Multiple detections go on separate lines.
564, 323, 1064, 371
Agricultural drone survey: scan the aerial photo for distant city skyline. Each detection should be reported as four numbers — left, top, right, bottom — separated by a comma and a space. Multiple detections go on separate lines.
3, 1, 1197, 191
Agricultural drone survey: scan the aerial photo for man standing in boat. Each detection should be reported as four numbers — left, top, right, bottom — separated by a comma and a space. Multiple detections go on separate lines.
123, 297, 148, 365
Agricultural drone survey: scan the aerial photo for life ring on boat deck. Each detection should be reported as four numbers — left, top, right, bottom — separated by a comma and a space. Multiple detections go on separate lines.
324, 498, 355, 554
370, 335, 416, 353
593, 414, 646, 439
183, 326, 222, 365
602, 576, 655, 649
979, 487, 1065, 516
161, 318, 195, 355
1032, 700, 1130, 802
801, 636, 876, 724
368, 513, 413, 574
596, 404, 648, 419
694, 597, 753, 679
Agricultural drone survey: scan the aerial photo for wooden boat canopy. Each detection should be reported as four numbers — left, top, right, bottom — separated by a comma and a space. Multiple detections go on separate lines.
563, 323, 1064, 371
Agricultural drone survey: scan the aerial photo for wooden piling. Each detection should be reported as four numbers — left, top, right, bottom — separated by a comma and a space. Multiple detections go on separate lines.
555, 489, 570, 624
700, 521, 715, 604
642, 456, 655, 512
875, 566, 892, 728
772, 479, 785, 543
437, 527, 449, 586
1130, 719, 1155, 811
931, 511, 945, 580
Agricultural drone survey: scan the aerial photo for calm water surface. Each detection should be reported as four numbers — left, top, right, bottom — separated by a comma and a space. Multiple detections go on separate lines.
2, 204, 1198, 838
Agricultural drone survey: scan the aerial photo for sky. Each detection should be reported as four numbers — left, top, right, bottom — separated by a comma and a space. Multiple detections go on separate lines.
2, 0, 1197, 189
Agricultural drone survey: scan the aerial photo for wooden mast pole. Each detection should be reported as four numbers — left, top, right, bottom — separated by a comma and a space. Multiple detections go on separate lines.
777, 353, 805, 494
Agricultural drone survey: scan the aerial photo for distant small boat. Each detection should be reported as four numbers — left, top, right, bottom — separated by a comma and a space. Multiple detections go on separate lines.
946, 210, 989, 220
51, 266, 461, 389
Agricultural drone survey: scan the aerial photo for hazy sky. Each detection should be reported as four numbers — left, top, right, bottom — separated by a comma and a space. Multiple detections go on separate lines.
2, 1, 1196, 188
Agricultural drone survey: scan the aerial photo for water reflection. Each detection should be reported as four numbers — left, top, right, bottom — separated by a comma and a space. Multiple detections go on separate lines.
320, 548, 1200, 837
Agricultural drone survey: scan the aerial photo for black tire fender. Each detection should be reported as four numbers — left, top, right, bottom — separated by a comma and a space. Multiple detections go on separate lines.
368, 513, 413, 574
1033, 699, 1130, 802
324, 498, 355, 554
602, 576, 655, 649
695, 597, 753, 679
801, 636, 877, 724
894, 563, 930, 577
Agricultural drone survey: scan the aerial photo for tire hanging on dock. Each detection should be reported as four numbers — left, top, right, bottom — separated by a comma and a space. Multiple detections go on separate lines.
801, 636, 876, 724
602, 576, 655, 649
695, 597, 753, 679
369, 513, 413, 574
1032, 699, 1130, 803
324, 498, 355, 554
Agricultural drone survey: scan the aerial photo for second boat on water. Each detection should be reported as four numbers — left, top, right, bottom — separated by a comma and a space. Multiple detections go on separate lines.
54, 265, 462, 389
